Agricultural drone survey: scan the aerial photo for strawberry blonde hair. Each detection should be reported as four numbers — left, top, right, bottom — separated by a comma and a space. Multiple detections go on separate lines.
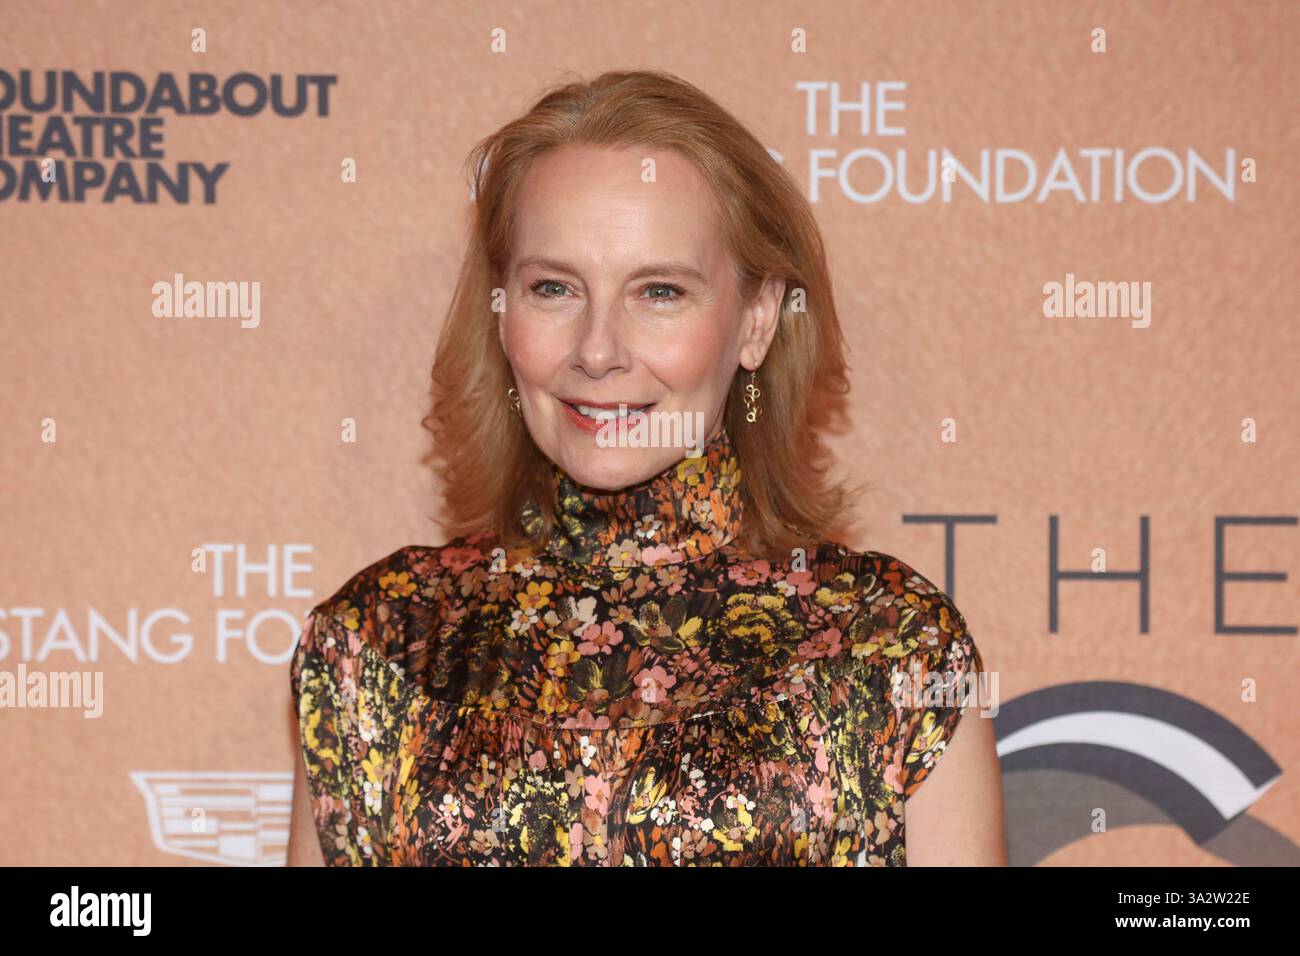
422, 69, 856, 558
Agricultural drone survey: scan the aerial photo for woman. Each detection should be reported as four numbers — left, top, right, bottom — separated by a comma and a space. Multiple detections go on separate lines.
288, 70, 1005, 866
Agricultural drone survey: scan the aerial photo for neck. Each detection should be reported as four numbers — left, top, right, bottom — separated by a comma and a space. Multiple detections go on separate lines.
519, 429, 743, 568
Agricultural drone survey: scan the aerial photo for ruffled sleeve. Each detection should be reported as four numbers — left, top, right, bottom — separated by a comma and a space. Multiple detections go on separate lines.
289, 595, 406, 866
877, 559, 987, 799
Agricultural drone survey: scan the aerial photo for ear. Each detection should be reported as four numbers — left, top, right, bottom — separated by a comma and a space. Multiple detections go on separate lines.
738, 275, 785, 370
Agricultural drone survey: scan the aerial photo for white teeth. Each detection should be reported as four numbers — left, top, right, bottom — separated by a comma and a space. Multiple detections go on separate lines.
574, 403, 647, 420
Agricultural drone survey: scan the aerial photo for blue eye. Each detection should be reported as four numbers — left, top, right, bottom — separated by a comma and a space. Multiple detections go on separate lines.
527, 279, 687, 302
529, 279, 569, 298
644, 282, 686, 301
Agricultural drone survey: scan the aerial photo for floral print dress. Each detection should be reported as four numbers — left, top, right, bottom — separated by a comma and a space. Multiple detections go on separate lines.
290, 428, 986, 866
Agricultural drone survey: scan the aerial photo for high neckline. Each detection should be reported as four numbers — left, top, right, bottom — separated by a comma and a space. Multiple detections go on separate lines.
518, 428, 743, 568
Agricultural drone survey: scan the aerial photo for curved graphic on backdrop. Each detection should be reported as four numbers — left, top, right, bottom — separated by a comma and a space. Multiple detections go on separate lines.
995, 681, 1294, 866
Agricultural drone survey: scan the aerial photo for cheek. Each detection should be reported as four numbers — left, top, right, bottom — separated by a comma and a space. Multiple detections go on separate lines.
647, 317, 738, 393
501, 313, 569, 384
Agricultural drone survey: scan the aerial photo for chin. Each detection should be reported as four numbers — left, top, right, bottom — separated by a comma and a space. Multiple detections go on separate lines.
556, 444, 670, 492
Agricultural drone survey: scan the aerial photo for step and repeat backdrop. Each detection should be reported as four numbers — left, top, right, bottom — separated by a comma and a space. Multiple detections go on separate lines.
1, 0, 1296, 865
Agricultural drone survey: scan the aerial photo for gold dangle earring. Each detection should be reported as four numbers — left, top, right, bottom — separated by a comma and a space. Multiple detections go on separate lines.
506, 387, 522, 418
743, 368, 762, 423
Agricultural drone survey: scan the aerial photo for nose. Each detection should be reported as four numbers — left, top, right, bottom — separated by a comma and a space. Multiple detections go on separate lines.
572, 292, 630, 377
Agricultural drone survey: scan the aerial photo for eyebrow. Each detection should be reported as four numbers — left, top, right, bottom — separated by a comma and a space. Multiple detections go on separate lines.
512, 256, 709, 285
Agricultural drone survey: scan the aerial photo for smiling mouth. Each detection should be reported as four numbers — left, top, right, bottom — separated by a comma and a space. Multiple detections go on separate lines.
560, 400, 654, 422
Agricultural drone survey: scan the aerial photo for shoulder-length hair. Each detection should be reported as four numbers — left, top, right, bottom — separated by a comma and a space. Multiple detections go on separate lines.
422, 69, 856, 559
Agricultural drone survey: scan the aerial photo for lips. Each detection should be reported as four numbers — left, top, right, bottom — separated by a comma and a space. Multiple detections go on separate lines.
564, 401, 652, 418
558, 398, 654, 434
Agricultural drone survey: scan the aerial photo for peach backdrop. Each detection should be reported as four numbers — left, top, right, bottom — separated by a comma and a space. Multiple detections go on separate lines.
0, 0, 1296, 865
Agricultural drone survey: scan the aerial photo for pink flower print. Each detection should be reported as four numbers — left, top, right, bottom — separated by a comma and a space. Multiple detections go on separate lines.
807, 778, 835, 820
563, 708, 612, 731
728, 561, 771, 586
655, 562, 688, 594
570, 822, 585, 861
779, 570, 817, 596
635, 665, 677, 704
438, 545, 482, 574
578, 620, 623, 656
883, 745, 906, 795
584, 775, 612, 815
640, 543, 684, 565
814, 738, 829, 773
408, 552, 436, 576
799, 627, 843, 659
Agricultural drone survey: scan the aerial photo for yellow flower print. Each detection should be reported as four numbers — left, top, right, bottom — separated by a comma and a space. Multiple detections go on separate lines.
847, 611, 883, 659
882, 607, 922, 658
400, 775, 420, 814
627, 598, 704, 653
302, 704, 339, 764
831, 834, 855, 866
715, 798, 757, 852
813, 573, 859, 613
625, 769, 669, 825
378, 570, 417, 599
716, 453, 739, 484
361, 747, 385, 784
518, 580, 554, 613
357, 693, 378, 743
714, 592, 803, 652
537, 677, 573, 717
908, 711, 945, 763
397, 745, 415, 789
675, 455, 706, 486
794, 831, 810, 860
543, 638, 579, 673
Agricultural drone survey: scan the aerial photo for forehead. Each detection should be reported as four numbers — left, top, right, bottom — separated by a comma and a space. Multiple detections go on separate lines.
509, 144, 727, 270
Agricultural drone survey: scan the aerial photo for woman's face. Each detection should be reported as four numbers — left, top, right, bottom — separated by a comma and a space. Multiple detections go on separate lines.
499, 144, 783, 491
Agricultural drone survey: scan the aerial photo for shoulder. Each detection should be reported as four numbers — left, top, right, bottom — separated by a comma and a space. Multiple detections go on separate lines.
807, 544, 982, 672
295, 532, 505, 674
805, 542, 955, 604
819, 550, 990, 800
